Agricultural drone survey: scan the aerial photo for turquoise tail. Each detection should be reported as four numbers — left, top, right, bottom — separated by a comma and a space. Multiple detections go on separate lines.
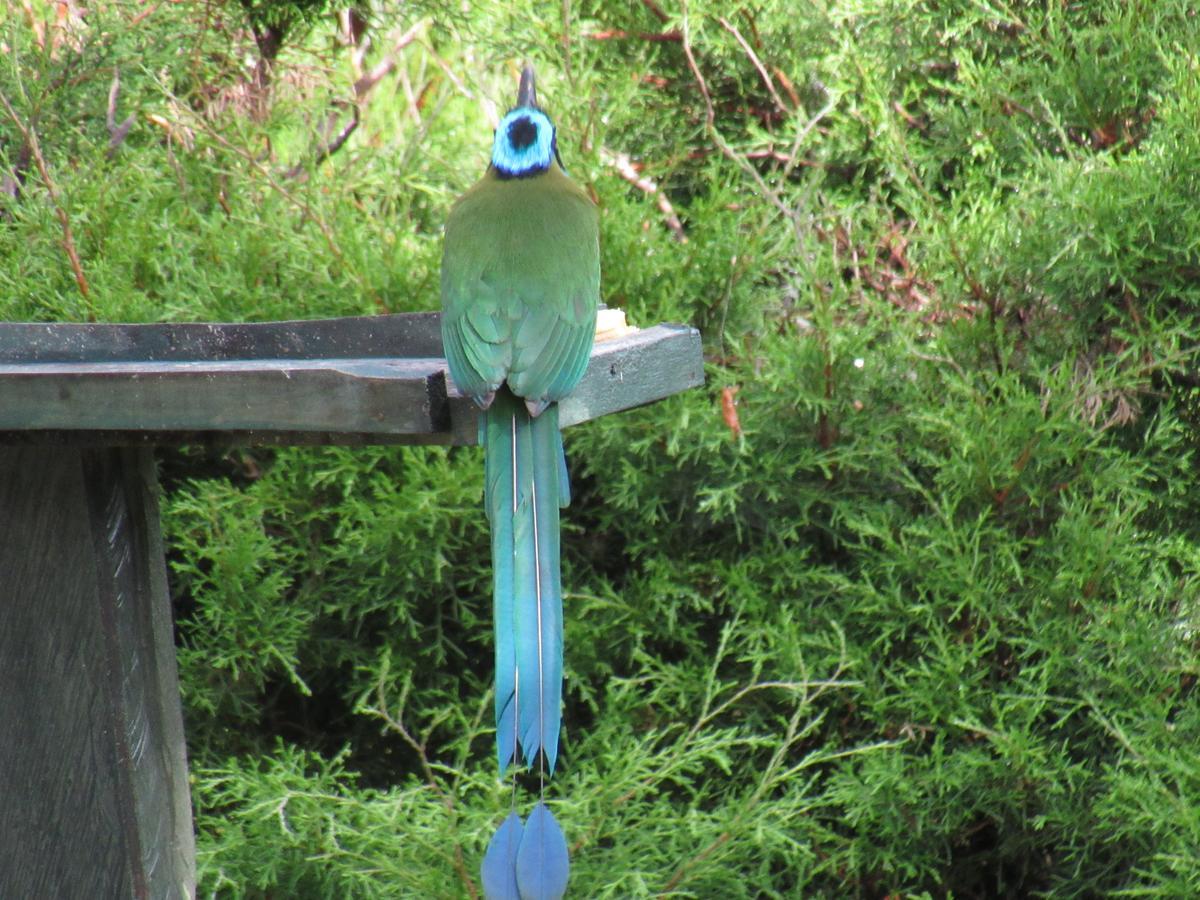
483, 389, 567, 774
481, 803, 569, 900
481, 390, 571, 899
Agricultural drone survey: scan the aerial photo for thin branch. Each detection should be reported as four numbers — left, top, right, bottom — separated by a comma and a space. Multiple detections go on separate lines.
682, 4, 825, 229
661, 833, 731, 892
680, 1, 714, 130
283, 106, 359, 180
282, 21, 421, 181
398, 66, 422, 125
106, 68, 136, 158
772, 65, 801, 109
641, 0, 670, 22
425, 47, 474, 102
601, 147, 686, 241
717, 16, 790, 115
317, 111, 359, 162
0, 90, 93, 317
687, 145, 826, 168
352, 21, 424, 100
585, 29, 681, 42
338, 8, 369, 81
375, 679, 479, 900
129, 2, 158, 27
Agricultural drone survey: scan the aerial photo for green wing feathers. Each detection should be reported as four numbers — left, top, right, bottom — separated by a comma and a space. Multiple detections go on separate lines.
441, 164, 599, 407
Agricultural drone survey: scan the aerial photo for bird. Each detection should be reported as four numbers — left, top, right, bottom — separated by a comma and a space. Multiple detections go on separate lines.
441, 63, 599, 900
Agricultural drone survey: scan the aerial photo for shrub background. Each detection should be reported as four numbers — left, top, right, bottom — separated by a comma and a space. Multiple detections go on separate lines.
2, 1, 1199, 896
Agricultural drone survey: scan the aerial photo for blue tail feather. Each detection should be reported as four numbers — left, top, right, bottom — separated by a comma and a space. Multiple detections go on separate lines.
482, 391, 571, 898
481, 811, 523, 900
483, 392, 566, 772
481, 804, 570, 900
484, 402, 519, 771
527, 404, 563, 774
516, 802, 570, 900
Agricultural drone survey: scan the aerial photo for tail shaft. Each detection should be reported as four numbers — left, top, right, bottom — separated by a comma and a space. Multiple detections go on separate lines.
483, 390, 567, 774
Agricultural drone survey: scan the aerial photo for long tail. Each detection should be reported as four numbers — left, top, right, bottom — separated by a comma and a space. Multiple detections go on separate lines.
481, 389, 570, 900
484, 389, 567, 773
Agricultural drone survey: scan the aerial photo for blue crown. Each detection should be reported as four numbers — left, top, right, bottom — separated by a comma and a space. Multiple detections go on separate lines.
491, 107, 556, 179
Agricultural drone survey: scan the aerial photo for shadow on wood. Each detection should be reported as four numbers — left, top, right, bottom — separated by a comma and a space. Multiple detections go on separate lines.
0, 447, 194, 899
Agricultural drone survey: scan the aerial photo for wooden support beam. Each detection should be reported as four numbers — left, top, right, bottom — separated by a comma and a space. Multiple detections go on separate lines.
0, 312, 703, 898
0, 314, 704, 445
0, 447, 194, 898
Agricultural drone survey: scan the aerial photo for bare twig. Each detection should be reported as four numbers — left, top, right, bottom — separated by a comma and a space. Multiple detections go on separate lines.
680, 2, 715, 130
661, 833, 732, 892
374, 679, 479, 900
772, 66, 801, 109
601, 147, 687, 241
283, 106, 359, 180
337, 9, 369, 81
324, 117, 359, 158
398, 66, 422, 125
641, 0, 670, 22
681, 2, 834, 233
0, 90, 93, 317
425, 47, 474, 103
717, 16, 790, 115
106, 68, 136, 158
352, 21, 423, 100
687, 145, 825, 168
129, 3, 158, 27
585, 29, 681, 42
283, 21, 421, 182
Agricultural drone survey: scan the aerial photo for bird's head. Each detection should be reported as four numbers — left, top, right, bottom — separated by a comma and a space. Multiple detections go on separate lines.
490, 64, 562, 179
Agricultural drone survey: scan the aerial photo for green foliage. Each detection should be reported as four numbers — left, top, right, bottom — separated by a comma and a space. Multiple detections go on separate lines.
5, 0, 1200, 896
235, 0, 330, 49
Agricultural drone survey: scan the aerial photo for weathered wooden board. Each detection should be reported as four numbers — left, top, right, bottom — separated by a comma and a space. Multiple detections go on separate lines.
0, 313, 703, 899
0, 357, 450, 436
0, 315, 703, 445
558, 324, 703, 430
0, 447, 195, 899
0, 312, 444, 362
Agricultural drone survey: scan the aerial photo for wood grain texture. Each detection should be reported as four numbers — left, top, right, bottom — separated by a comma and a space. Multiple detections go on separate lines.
0, 312, 444, 363
0, 315, 702, 897
557, 324, 705, 430
0, 357, 450, 436
0, 318, 702, 445
0, 448, 194, 899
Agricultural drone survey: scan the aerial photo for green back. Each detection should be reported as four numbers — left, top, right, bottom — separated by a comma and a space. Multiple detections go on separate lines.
441, 162, 600, 406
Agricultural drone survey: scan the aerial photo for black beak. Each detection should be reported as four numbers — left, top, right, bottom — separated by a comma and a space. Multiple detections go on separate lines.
517, 63, 537, 108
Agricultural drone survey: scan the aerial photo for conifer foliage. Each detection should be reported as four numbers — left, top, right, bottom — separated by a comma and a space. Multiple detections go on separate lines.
2, 1, 1199, 896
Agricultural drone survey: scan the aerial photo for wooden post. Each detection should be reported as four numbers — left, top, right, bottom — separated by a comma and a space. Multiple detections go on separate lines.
0, 447, 194, 898
0, 314, 703, 897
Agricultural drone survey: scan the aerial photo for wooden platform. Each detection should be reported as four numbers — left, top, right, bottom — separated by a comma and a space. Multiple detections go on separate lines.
0, 314, 703, 445
0, 313, 704, 899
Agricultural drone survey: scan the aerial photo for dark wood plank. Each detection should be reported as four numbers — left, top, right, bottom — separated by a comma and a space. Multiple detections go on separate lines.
558, 324, 706, 430
0, 312, 443, 362
0, 319, 702, 445
0, 314, 703, 898
0, 358, 449, 435
0, 448, 195, 899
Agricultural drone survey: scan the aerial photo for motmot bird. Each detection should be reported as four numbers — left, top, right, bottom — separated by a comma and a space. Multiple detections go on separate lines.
441, 64, 598, 900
